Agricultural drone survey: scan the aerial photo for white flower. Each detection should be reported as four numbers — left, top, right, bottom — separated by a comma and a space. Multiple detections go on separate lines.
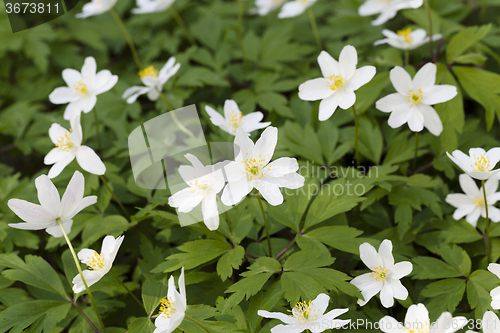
132, 0, 174, 14
447, 148, 500, 180
8, 171, 96, 238
44, 113, 106, 179
359, 0, 423, 26
154, 267, 186, 333
221, 127, 305, 206
168, 154, 225, 230
258, 293, 350, 333
488, 264, 500, 310
75, 0, 117, 18
250, 0, 286, 16
205, 100, 271, 136
72, 235, 124, 293
49, 57, 118, 120
376, 63, 457, 136
468, 312, 500, 333
122, 57, 180, 104
374, 28, 443, 50
298, 47, 376, 121
380, 303, 467, 333
278, 0, 317, 18
445, 174, 500, 227
350, 239, 412, 308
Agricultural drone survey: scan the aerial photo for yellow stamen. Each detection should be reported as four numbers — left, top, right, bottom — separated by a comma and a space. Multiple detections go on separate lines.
138, 66, 159, 79
397, 28, 413, 44
474, 197, 485, 207
228, 110, 243, 132
327, 75, 345, 91
241, 154, 271, 181
86, 251, 107, 271
159, 297, 177, 318
188, 179, 211, 197
471, 154, 491, 172
407, 89, 423, 106
73, 81, 88, 96
288, 300, 320, 323
55, 129, 76, 152
369, 265, 389, 282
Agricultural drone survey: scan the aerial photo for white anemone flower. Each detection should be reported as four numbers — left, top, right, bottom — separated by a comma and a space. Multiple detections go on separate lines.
374, 28, 443, 50
258, 293, 350, 333
168, 154, 225, 230
350, 239, 412, 308
132, 0, 174, 14
8, 171, 96, 238
221, 127, 305, 206
49, 57, 118, 120
467, 311, 500, 333
447, 148, 500, 180
298, 46, 376, 121
154, 268, 186, 333
72, 235, 124, 293
205, 100, 271, 136
359, 0, 423, 26
75, 0, 117, 18
250, 0, 286, 16
123, 57, 180, 104
376, 63, 457, 136
44, 113, 106, 179
278, 0, 317, 18
488, 264, 500, 309
380, 303, 467, 333
445, 174, 500, 227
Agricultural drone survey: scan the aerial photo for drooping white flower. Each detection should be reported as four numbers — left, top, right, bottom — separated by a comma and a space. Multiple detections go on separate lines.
49, 57, 118, 120
122, 58, 180, 104
488, 264, 500, 309
205, 100, 271, 136
250, 0, 286, 16
467, 311, 500, 333
72, 235, 124, 293
44, 113, 106, 179
299, 47, 376, 121
350, 239, 412, 308
278, 0, 317, 18
8, 171, 96, 238
75, 0, 117, 18
221, 127, 305, 206
447, 148, 500, 180
359, 0, 423, 26
258, 293, 350, 333
445, 174, 500, 227
376, 63, 457, 136
132, 0, 174, 14
168, 154, 225, 230
154, 267, 186, 333
380, 303, 467, 333
374, 28, 443, 50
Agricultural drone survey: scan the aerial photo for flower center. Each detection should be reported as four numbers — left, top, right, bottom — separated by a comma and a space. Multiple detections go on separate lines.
289, 300, 320, 323
471, 154, 491, 172
397, 28, 413, 44
73, 81, 89, 96
139, 66, 159, 79
86, 251, 108, 271
474, 197, 485, 207
369, 265, 389, 282
403, 321, 430, 333
188, 178, 211, 196
407, 89, 423, 106
159, 297, 177, 318
228, 110, 243, 132
55, 129, 76, 152
241, 154, 270, 181
327, 75, 345, 91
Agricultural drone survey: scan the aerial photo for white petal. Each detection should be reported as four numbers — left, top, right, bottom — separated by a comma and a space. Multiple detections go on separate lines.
60, 171, 85, 217
318, 51, 340, 78
387, 278, 408, 300
349, 66, 376, 91
488, 147, 500, 168
46, 220, 72, 237
8, 199, 54, 224
68, 196, 97, 219
489, 206, 500, 222
254, 181, 283, 206
94, 71, 118, 95
337, 88, 356, 110
8, 222, 51, 231
379, 282, 395, 308
339, 45, 358, 80
358, 0, 386, 16
169, 187, 203, 213
318, 93, 340, 121
351, 273, 382, 306
359, 242, 383, 268
49, 87, 78, 104
447, 150, 473, 173
452, 205, 477, 221
81, 57, 97, 80
376, 93, 407, 113
418, 104, 443, 136
412, 63, 436, 92
379, 316, 402, 333
390, 66, 413, 96
102, 235, 124, 264
298, 78, 333, 101
45, 148, 73, 165
387, 103, 412, 129
234, 128, 255, 159
62, 68, 82, 86
123, 86, 150, 104
378, 239, 394, 268
74, 94, 97, 113
72, 270, 104, 293
49, 123, 70, 145
48, 156, 75, 179
278, 1, 306, 18
35, 175, 61, 217
70, 113, 83, 147
75, 146, 106, 175
465, 209, 481, 226
445, 193, 472, 208
309, 293, 330, 315
253, 127, 278, 165
483, 312, 500, 333
390, 261, 412, 280
205, 105, 227, 127
422, 85, 457, 105
407, 107, 425, 132
257, 310, 291, 324
63, 104, 82, 121
488, 263, 500, 279
459, 173, 480, 197
221, 177, 253, 206
263, 173, 305, 189
266, 157, 299, 177
202, 194, 219, 230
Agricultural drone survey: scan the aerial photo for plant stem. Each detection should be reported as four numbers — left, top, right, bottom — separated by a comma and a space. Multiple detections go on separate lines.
99, 175, 130, 219
423, 0, 434, 62
404, 49, 409, 67
155, 88, 198, 141
57, 219, 106, 332
308, 8, 322, 51
109, 272, 146, 313
257, 195, 272, 257
93, 108, 102, 151
482, 180, 491, 263
110, 9, 143, 70
170, 6, 196, 46
185, 314, 211, 333
352, 106, 359, 167
413, 132, 419, 171
72, 301, 101, 333
238, 0, 246, 67
156, 87, 174, 111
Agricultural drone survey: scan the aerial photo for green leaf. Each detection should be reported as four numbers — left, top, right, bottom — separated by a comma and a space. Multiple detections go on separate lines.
467, 270, 497, 319
142, 279, 167, 316
411, 257, 463, 279
127, 317, 155, 333
217, 246, 245, 282
447, 24, 492, 63
421, 279, 466, 321
303, 226, 364, 254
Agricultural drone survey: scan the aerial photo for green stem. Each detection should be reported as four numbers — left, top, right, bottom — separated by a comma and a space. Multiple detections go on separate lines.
57, 219, 106, 333
93, 108, 102, 151
99, 176, 130, 219
423, 0, 434, 62
185, 314, 211, 333
156, 88, 198, 141
257, 195, 272, 257
483, 180, 491, 263
404, 49, 409, 67
72, 301, 101, 333
352, 106, 359, 167
109, 272, 146, 313
110, 9, 143, 70
170, 6, 196, 46
238, 0, 246, 67
308, 8, 322, 51
413, 132, 419, 171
